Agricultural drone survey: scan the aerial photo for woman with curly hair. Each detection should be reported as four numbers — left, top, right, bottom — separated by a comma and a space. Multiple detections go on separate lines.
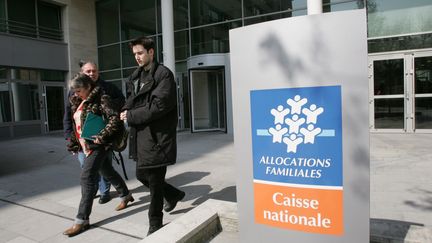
63, 73, 134, 237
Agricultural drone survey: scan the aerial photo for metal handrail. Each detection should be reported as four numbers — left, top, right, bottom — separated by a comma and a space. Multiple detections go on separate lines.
0, 18, 63, 41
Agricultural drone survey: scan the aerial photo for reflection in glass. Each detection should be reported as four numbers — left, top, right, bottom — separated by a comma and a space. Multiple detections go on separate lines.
368, 0, 432, 38
175, 30, 189, 61
46, 86, 64, 131
157, 0, 162, 34
96, 0, 119, 45
121, 42, 136, 68
41, 70, 64, 81
100, 70, 121, 81
0, 82, 11, 122
374, 98, 404, 129
190, 0, 241, 27
175, 62, 187, 73
37, 1, 62, 40
108, 80, 123, 92
11, 69, 38, 81
122, 67, 136, 78
157, 35, 163, 63
323, 0, 361, 12
415, 97, 432, 129
11, 82, 40, 121
98, 44, 121, 70
121, 0, 156, 40
244, 12, 293, 26
373, 59, 404, 95
415, 56, 432, 94
174, 0, 188, 30
0, 0, 6, 32
7, 0, 36, 37
243, 0, 294, 17
191, 21, 241, 55
191, 70, 225, 131
368, 33, 432, 53
178, 72, 190, 129
0, 67, 6, 79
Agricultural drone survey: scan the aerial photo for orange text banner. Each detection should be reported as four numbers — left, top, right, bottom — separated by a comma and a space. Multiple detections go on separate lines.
254, 182, 343, 235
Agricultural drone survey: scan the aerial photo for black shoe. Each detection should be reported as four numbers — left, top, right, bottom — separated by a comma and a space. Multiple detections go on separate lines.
164, 191, 185, 212
147, 225, 163, 236
98, 195, 111, 204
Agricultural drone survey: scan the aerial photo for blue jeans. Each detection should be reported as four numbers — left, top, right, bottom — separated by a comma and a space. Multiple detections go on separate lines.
77, 148, 129, 221
78, 151, 111, 197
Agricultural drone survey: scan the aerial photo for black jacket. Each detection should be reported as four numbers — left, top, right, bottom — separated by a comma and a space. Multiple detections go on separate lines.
63, 78, 124, 139
123, 61, 177, 169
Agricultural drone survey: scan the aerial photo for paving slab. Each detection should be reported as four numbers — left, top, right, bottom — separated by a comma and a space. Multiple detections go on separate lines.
1, 132, 432, 242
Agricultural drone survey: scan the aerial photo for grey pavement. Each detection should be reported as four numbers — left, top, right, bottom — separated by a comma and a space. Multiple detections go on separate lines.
0, 132, 432, 242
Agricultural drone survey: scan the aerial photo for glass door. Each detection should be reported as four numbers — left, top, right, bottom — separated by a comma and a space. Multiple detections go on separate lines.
190, 69, 226, 132
369, 50, 432, 133
42, 83, 65, 132
413, 52, 432, 132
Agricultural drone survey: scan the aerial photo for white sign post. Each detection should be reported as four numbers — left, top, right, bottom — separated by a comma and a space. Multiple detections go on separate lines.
230, 9, 369, 242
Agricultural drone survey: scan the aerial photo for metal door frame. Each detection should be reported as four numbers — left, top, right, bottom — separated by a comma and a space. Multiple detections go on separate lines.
41, 81, 65, 133
189, 69, 226, 132
369, 49, 432, 133
412, 50, 432, 133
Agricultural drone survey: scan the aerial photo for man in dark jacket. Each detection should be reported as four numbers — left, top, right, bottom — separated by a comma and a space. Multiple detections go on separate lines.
63, 60, 125, 204
120, 36, 185, 235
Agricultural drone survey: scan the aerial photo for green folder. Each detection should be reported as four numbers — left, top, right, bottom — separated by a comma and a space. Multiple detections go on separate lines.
81, 112, 107, 141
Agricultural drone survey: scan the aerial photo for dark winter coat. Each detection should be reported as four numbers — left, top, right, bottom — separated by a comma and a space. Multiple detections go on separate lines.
123, 61, 178, 169
67, 86, 125, 153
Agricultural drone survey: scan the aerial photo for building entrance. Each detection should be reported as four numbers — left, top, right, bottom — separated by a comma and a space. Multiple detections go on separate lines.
190, 69, 226, 132
41, 83, 65, 132
369, 50, 432, 133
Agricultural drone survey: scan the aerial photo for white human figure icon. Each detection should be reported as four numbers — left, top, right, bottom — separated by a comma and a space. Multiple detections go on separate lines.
284, 114, 306, 134
283, 133, 303, 153
287, 95, 307, 115
299, 124, 322, 144
302, 104, 324, 124
268, 124, 288, 143
270, 105, 290, 125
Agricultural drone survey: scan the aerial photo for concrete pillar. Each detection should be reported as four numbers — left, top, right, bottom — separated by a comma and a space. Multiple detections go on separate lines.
307, 0, 323, 15
161, 0, 176, 75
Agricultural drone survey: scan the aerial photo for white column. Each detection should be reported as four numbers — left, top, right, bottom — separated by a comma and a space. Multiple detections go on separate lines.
161, 0, 176, 75
307, 0, 323, 15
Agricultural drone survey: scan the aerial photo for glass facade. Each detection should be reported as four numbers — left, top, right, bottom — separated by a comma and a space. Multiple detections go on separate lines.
37, 1, 62, 40
367, 0, 432, 52
95, 0, 362, 130
120, 0, 157, 40
190, 0, 242, 27
95, 0, 362, 75
1, 0, 63, 41
11, 82, 40, 122
0, 67, 66, 126
367, 0, 432, 38
0, 0, 6, 32
94, 0, 432, 133
0, 81, 12, 123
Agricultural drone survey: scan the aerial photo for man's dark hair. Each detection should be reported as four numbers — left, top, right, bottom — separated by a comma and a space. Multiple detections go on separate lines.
129, 36, 155, 51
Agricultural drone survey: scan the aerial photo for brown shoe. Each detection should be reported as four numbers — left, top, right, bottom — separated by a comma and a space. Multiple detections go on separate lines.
63, 223, 90, 237
115, 194, 134, 211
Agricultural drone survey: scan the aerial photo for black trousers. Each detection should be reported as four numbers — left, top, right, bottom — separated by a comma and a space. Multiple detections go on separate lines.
136, 166, 184, 226
77, 148, 130, 221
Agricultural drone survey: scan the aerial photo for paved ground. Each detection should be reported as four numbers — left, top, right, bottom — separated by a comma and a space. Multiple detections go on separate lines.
0, 132, 432, 242
0, 132, 236, 243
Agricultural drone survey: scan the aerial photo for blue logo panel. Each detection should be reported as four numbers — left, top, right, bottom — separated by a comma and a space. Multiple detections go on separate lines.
250, 86, 343, 186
